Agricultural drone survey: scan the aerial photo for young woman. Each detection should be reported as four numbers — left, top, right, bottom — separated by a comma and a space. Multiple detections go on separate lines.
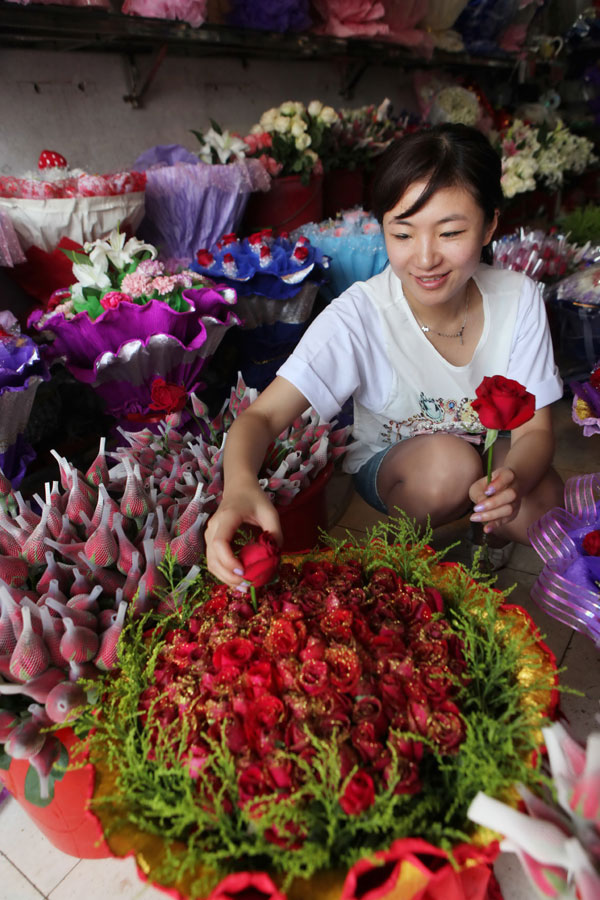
206, 123, 564, 587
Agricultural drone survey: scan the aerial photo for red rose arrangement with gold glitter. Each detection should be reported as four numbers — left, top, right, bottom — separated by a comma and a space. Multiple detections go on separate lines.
139, 553, 469, 827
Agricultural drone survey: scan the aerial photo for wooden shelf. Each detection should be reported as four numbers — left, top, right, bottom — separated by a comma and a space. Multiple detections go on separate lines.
0, 4, 525, 70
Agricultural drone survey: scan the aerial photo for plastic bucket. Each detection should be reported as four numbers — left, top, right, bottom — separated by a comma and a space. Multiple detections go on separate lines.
0, 726, 111, 858
243, 174, 323, 235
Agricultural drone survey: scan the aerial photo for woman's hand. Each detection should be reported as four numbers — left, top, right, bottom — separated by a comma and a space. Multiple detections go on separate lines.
205, 483, 283, 588
469, 466, 521, 534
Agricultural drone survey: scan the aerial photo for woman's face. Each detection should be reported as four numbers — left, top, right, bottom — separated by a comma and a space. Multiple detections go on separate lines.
382, 180, 498, 309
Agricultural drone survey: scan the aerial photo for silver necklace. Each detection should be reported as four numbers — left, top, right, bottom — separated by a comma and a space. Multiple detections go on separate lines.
414, 283, 470, 345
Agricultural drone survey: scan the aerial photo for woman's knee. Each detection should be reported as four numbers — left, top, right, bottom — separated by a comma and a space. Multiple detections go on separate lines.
378, 435, 483, 516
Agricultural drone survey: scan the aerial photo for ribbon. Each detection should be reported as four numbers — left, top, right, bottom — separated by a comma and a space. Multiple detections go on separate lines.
529, 473, 600, 644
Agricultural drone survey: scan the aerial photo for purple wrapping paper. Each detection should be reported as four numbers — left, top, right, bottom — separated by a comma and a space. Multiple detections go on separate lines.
28, 288, 240, 382
529, 473, 600, 643
136, 159, 271, 263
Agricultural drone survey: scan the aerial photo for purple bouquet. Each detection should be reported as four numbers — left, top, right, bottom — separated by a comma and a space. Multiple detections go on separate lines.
0, 313, 50, 485
28, 230, 241, 429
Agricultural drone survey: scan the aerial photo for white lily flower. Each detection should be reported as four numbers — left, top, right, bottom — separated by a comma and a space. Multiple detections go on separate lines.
84, 229, 156, 272
71, 259, 112, 291
201, 128, 247, 164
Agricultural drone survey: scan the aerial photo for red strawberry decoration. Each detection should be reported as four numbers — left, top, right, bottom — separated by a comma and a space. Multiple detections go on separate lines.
38, 149, 68, 170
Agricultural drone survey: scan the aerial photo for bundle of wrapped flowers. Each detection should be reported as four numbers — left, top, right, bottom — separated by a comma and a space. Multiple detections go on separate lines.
192, 230, 329, 390
293, 209, 389, 303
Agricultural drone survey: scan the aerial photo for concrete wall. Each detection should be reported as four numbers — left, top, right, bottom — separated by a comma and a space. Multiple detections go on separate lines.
1, 47, 419, 174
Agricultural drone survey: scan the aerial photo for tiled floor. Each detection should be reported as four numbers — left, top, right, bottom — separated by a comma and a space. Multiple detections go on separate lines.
1, 396, 598, 899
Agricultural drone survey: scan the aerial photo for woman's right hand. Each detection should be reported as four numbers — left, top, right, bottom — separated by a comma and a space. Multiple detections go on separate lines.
205, 482, 283, 587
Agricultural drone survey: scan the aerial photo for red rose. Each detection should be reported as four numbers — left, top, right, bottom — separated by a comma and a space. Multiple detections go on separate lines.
299, 658, 329, 696
325, 645, 361, 692
212, 637, 255, 670
264, 617, 300, 656
237, 531, 281, 587
148, 377, 188, 414
589, 367, 600, 389
237, 763, 273, 807
582, 529, 600, 556
339, 769, 375, 815
472, 375, 535, 430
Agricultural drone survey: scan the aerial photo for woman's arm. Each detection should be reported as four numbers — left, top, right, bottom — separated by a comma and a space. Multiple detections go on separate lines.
468, 405, 556, 533
205, 376, 311, 586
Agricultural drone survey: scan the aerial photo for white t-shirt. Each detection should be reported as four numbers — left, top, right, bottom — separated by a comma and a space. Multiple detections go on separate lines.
278, 264, 563, 473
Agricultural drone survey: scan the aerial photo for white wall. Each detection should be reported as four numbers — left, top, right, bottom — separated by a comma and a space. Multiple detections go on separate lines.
1, 47, 419, 174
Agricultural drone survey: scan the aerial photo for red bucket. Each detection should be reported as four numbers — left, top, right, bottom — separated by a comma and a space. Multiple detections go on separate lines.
243, 173, 323, 235
277, 462, 333, 553
0, 726, 111, 858
322, 168, 364, 220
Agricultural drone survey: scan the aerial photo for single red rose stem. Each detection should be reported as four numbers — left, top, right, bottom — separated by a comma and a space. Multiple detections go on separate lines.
250, 585, 257, 612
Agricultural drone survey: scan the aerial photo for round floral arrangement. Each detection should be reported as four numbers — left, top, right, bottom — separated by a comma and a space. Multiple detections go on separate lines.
78, 516, 557, 900
243, 100, 339, 185
496, 118, 597, 199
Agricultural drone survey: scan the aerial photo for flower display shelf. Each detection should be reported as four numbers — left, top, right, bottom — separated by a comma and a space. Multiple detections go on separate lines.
65, 518, 557, 900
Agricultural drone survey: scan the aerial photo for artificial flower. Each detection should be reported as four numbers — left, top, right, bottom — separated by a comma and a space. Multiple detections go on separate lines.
582, 529, 600, 556
148, 378, 188, 414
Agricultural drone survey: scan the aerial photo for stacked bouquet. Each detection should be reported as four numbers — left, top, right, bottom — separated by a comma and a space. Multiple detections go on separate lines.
193, 230, 329, 390
293, 209, 388, 303
28, 229, 241, 429
497, 118, 597, 199
0, 150, 146, 306
134, 142, 270, 265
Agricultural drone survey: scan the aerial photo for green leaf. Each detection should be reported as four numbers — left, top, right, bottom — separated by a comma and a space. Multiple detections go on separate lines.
0, 748, 11, 770
483, 428, 498, 453
60, 249, 90, 266
209, 118, 223, 135
190, 129, 204, 144
23, 743, 69, 807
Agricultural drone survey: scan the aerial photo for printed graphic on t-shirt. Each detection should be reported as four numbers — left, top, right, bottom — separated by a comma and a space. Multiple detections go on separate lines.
381, 393, 484, 443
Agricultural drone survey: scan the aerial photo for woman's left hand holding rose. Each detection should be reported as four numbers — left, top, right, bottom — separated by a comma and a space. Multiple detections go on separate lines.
469, 466, 522, 533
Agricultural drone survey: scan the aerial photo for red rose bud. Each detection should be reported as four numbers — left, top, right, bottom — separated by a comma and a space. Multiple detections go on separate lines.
148, 378, 188, 414
589, 368, 600, 389
472, 375, 535, 431
582, 529, 600, 556
237, 532, 280, 587
196, 249, 215, 267
339, 769, 375, 815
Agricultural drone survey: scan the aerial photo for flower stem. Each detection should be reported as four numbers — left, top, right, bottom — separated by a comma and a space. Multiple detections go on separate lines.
250, 585, 257, 612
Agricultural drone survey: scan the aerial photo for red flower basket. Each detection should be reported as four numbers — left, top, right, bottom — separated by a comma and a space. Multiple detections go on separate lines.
243, 174, 323, 235
0, 726, 111, 859
322, 168, 365, 220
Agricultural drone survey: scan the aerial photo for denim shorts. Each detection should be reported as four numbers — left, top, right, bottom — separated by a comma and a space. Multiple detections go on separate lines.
352, 446, 396, 515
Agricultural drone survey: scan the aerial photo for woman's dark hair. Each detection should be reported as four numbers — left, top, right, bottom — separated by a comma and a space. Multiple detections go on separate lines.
370, 123, 503, 263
